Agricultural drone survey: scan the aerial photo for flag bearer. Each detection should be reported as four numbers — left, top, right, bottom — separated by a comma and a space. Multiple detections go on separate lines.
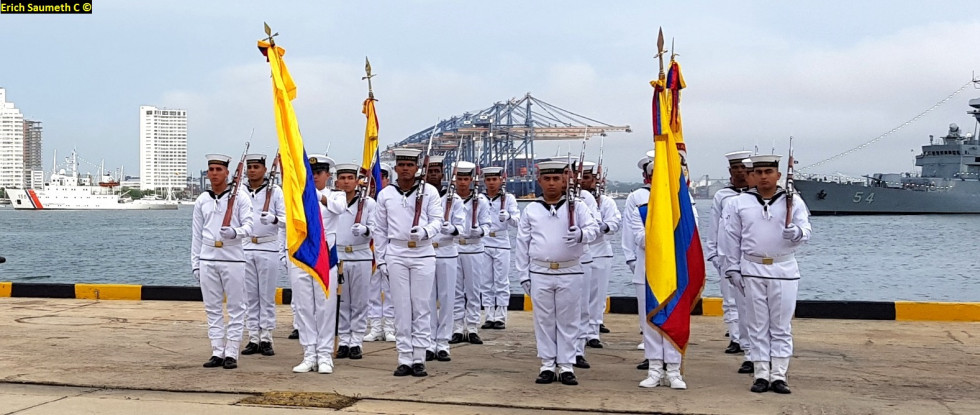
516, 160, 599, 386
192, 154, 254, 370
334, 163, 377, 361
374, 148, 443, 377
579, 161, 621, 347
425, 156, 464, 361
290, 154, 346, 375
720, 154, 810, 394
481, 166, 520, 329
452, 161, 492, 344
364, 163, 397, 342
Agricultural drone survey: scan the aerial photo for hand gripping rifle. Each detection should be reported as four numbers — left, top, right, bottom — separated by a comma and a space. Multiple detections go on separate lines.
785, 136, 795, 227
412, 122, 437, 227
354, 167, 372, 224
262, 152, 281, 213
223, 140, 252, 227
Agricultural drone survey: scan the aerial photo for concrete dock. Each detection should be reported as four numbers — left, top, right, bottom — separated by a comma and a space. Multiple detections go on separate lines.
1, 297, 978, 414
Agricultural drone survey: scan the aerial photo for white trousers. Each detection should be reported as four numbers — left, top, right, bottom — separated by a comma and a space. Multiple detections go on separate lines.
743, 277, 798, 362
731, 277, 752, 351
388, 254, 435, 365
715, 263, 740, 343
200, 260, 247, 360
289, 263, 338, 361
588, 256, 612, 339
430, 256, 457, 352
339, 260, 372, 348
454, 252, 486, 333
484, 247, 511, 322
531, 272, 581, 373
244, 249, 279, 343
367, 268, 395, 320
634, 282, 682, 364
575, 262, 593, 355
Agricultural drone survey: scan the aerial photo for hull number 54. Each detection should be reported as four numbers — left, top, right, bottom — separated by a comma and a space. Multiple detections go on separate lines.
852, 192, 875, 203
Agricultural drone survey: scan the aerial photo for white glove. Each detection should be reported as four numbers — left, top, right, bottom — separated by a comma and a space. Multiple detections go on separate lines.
564, 226, 582, 246
260, 212, 273, 225
470, 226, 484, 238
725, 270, 745, 296
600, 223, 610, 233
782, 224, 802, 241
219, 227, 237, 240
409, 226, 425, 241
635, 234, 646, 249
627, 260, 636, 273
352, 223, 369, 237
377, 264, 389, 280
521, 280, 531, 296
498, 211, 510, 222
193, 269, 200, 283
440, 222, 456, 236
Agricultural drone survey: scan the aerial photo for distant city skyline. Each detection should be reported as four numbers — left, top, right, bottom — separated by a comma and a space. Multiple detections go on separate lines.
1, 1, 979, 182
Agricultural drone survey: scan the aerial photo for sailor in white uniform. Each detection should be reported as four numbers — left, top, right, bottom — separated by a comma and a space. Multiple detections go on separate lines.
289, 154, 346, 375
720, 154, 811, 394
374, 148, 443, 377
706, 151, 753, 356
240, 153, 285, 358
622, 152, 688, 389
451, 161, 492, 344
425, 155, 464, 362
481, 166, 520, 329
579, 161, 621, 347
364, 163, 397, 342
334, 163, 377, 361
516, 160, 599, 386
192, 154, 254, 370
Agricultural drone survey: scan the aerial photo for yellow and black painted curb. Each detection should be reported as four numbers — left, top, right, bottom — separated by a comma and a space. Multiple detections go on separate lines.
1, 282, 978, 322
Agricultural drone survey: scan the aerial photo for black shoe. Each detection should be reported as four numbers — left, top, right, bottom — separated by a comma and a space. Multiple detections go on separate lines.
259, 341, 275, 356
573, 355, 590, 369
725, 330, 730, 338
586, 339, 603, 349
770, 380, 791, 394
288, 329, 299, 340
559, 372, 578, 385
241, 342, 259, 355
222, 357, 238, 369
425, 350, 434, 362
203, 356, 224, 368
738, 361, 754, 374
336, 345, 350, 359
599, 324, 610, 334
436, 350, 451, 362
393, 364, 412, 377
481, 321, 495, 330
725, 341, 743, 354
449, 333, 463, 344
468, 333, 483, 345
535, 370, 556, 384
636, 360, 649, 370
411, 363, 428, 377
492, 321, 506, 330
750, 378, 770, 393
349, 346, 362, 360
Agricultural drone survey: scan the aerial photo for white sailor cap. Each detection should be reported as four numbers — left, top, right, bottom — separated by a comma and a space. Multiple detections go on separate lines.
206, 154, 232, 167
245, 153, 267, 165
742, 158, 754, 169
481, 166, 503, 177
750, 155, 781, 169
581, 161, 597, 173
335, 163, 360, 175
543, 157, 571, 169
637, 150, 656, 174
307, 154, 334, 172
452, 161, 476, 176
537, 161, 568, 175
428, 155, 446, 166
725, 151, 752, 166
392, 148, 422, 163
380, 162, 394, 178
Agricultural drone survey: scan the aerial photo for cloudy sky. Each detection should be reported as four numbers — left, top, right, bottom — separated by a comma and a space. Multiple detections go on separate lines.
1, 0, 978, 182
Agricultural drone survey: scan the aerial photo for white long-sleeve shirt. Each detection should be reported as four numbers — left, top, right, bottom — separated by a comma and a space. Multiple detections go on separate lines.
484, 192, 520, 249
720, 188, 811, 280
244, 183, 286, 253
191, 187, 254, 271
374, 182, 444, 264
457, 192, 492, 253
516, 196, 599, 282
336, 194, 378, 261
588, 192, 622, 258
433, 189, 465, 257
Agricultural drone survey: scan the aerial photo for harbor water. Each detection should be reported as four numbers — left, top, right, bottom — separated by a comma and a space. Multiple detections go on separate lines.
1, 200, 978, 302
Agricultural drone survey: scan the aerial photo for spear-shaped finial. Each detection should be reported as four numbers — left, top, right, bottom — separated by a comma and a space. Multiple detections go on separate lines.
656, 27, 667, 80
671, 37, 679, 61
362, 56, 377, 101
263, 22, 279, 46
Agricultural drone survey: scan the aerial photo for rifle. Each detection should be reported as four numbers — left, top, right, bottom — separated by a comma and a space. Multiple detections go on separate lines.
223, 139, 252, 227
499, 141, 508, 214
262, 152, 281, 212
785, 136, 795, 227
567, 130, 587, 228
354, 167, 372, 224
596, 136, 605, 198
443, 137, 464, 221
412, 121, 437, 227
471, 165, 482, 229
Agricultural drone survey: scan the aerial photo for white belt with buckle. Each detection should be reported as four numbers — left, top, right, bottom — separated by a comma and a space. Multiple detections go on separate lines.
340, 243, 371, 253
389, 239, 432, 248
249, 235, 278, 244
457, 238, 482, 245
744, 253, 794, 265
531, 259, 580, 270
488, 231, 497, 237
203, 238, 242, 248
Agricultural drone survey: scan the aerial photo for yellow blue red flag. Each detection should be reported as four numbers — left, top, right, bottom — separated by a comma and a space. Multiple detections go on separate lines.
362, 98, 383, 198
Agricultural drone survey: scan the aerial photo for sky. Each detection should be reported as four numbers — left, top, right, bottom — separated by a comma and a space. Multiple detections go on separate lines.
1, 0, 979, 183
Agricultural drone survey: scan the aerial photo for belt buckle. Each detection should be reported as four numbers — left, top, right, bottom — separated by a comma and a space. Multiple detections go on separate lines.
459, 239, 467, 245
762, 257, 774, 265
251, 237, 259, 244
549, 262, 560, 270
344, 246, 353, 253
433, 243, 440, 248
214, 241, 224, 248
408, 241, 417, 248
489, 232, 497, 237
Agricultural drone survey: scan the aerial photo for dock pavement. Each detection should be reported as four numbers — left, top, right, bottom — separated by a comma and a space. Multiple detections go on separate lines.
0, 297, 977, 414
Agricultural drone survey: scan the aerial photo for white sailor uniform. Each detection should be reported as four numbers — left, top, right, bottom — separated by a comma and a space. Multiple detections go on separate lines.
587, 189, 621, 343
454, 192, 492, 336
574, 189, 600, 362
483, 191, 520, 326
243, 182, 286, 349
430, 189, 464, 357
336, 193, 378, 354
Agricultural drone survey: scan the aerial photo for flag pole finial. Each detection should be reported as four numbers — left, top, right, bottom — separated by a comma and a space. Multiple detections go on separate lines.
262, 22, 279, 46
656, 27, 667, 80
362, 56, 377, 101
671, 37, 679, 61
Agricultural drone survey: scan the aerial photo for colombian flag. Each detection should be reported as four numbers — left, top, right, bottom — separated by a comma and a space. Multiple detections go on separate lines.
258, 39, 334, 294
362, 97, 383, 198
644, 59, 706, 352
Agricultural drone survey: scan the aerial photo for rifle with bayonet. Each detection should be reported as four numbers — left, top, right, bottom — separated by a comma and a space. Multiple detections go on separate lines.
567, 130, 587, 228
223, 138, 252, 227
472, 164, 482, 229
444, 137, 464, 222
412, 122, 437, 227
262, 152, 281, 213
785, 137, 795, 227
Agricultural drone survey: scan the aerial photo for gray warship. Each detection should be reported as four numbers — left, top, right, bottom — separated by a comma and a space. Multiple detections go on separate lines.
795, 97, 980, 215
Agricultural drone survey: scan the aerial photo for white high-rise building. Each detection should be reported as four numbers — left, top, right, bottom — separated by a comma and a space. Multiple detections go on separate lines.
0, 88, 25, 190
139, 106, 187, 192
